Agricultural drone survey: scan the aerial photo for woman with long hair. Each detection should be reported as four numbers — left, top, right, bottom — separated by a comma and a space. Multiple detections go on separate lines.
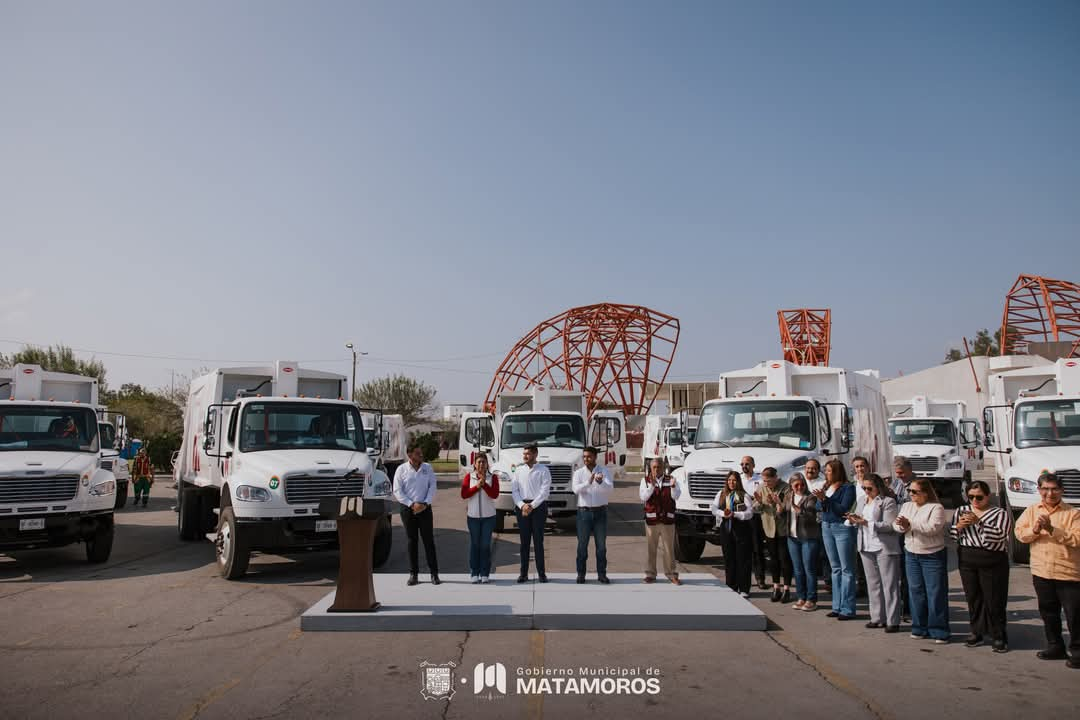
813, 459, 858, 620
785, 472, 822, 611
894, 478, 951, 643
711, 471, 754, 597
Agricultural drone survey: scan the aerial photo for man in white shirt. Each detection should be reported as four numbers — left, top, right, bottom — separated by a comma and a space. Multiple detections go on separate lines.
394, 443, 440, 586
511, 444, 552, 583
741, 456, 767, 589
640, 457, 683, 585
572, 446, 614, 584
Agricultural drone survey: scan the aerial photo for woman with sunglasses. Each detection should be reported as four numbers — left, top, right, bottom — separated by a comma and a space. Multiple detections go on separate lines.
894, 479, 950, 643
847, 473, 902, 632
951, 480, 1012, 652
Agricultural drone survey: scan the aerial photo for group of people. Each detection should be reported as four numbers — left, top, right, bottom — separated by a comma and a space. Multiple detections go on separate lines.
392, 443, 1080, 667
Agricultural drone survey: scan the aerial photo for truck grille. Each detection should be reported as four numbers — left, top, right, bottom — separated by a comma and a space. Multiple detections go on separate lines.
688, 473, 726, 500
548, 464, 572, 490
909, 457, 939, 473
0, 474, 80, 504
283, 475, 365, 505
1057, 469, 1080, 498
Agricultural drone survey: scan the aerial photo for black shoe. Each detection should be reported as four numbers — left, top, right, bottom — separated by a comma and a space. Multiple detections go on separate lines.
431, 574, 441, 585
837, 614, 855, 621
538, 575, 549, 583
756, 578, 768, 590
866, 622, 883, 629
826, 611, 839, 618
1067, 656, 1080, 669
1037, 648, 1068, 661
770, 588, 782, 602
576, 576, 586, 584
598, 576, 610, 584
517, 575, 528, 584
964, 634, 982, 648
992, 639, 1009, 653
780, 588, 791, 604
884, 626, 900, 634
407, 574, 418, 586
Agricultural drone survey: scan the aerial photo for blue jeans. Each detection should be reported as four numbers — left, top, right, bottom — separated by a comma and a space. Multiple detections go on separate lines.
788, 537, 820, 602
467, 515, 496, 577
821, 521, 857, 616
906, 548, 950, 639
575, 507, 608, 577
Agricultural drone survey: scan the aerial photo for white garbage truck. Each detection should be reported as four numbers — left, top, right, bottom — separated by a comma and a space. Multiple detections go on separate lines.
362, 412, 406, 479
0, 365, 116, 563
97, 410, 131, 509
887, 396, 981, 504
644, 413, 699, 471
173, 361, 393, 579
671, 360, 893, 562
983, 358, 1080, 564
457, 386, 626, 532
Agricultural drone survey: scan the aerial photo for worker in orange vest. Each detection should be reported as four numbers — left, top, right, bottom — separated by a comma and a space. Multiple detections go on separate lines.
132, 447, 153, 508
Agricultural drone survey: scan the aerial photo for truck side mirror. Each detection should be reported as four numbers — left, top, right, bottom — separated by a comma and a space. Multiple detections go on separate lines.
382, 430, 390, 450
982, 409, 994, 449
842, 406, 853, 450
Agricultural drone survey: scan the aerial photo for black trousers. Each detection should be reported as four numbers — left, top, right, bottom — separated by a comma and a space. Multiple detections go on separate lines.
750, 514, 766, 582
516, 503, 548, 577
721, 518, 753, 594
958, 547, 1010, 641
1033, 575, 1080, 654
764, 533, 793, 585
400, 506, 439, 576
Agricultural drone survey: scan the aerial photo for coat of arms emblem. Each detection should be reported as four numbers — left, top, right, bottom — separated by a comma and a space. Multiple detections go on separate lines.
419, 660, 457, 701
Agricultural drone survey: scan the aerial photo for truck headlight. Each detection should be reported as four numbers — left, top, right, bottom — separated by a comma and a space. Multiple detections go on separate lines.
235, 485, 271, 502
945, 461, 963, 470
1008, 477, 1037, 494
89, 479, 116, 496
370, 478, 390, 496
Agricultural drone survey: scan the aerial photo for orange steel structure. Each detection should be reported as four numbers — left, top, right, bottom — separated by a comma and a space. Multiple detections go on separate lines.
1000, 274, 1080, 356
484, 303, 680, 415
778, 309, 832, 366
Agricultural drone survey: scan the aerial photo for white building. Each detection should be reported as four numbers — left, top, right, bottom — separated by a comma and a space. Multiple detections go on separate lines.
442, 403, 479, 421
882, 356, 1051, 418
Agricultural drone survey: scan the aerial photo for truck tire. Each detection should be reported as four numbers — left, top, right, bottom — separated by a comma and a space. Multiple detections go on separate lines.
674, 532, 706, 563
85, 516, 114, 564
373, 514, 393, 569
216, 507, 251, 580
114, 482, 128, 509
1002, 497, 1030, 565
178, 486, 201, 541
494, 511, 506, 533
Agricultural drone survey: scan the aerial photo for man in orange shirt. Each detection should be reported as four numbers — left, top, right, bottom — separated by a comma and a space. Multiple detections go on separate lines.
1015, 472, 1080, 668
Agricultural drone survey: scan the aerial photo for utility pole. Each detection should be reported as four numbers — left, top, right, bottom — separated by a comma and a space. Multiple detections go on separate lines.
345, 343, 368, 401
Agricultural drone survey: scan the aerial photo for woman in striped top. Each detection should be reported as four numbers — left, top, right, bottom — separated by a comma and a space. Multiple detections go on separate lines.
950, 480, 1013, 653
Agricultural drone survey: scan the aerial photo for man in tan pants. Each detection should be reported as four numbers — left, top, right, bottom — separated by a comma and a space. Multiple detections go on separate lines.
640, 457, 682, 585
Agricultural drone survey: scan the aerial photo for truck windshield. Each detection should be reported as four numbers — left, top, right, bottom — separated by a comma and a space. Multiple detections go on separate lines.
888, 420, 955, 446
239, 403, 366, 452
1015, 400, 1080, 448
501, 414, 586, 449
0, 406, 100, 453
696, 401, 815, 450
667, 428, 696, 445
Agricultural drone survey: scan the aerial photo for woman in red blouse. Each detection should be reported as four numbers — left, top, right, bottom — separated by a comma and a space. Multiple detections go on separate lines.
461, 453, 500, 583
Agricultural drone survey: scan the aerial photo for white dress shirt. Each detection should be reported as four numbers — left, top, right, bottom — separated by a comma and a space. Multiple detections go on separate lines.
807, 475, 826, 493
639, 476, 681, 503
741, 472, 763, 498
394, 461, 437, 507
511, 463, 552, 509
572, 465, 613, 508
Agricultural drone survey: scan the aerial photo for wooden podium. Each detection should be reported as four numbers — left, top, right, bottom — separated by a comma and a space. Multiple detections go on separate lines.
320, 496, 389, 613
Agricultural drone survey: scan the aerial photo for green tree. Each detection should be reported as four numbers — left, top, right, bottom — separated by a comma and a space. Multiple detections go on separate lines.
411, 432, 441, 462
0, 344, 108, 391
354, 374, 436, 426
944, 328, 1013, 362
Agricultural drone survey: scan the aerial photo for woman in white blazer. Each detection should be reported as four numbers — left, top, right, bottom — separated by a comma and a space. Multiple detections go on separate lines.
847, 473, 902, 631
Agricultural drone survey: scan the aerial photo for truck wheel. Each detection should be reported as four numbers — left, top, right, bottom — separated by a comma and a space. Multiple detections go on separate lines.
373, 514, 393, 568
178, 486, 201, 541
85, 517, 114, 564
114, 482, 128, 509
216, 507, 251, 579
674, 533, 706, 562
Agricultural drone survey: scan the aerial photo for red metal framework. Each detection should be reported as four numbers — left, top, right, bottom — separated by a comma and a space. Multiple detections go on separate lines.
778, 308, 832, 366
484, 303, 680, 416
1000, 274, 1080, 356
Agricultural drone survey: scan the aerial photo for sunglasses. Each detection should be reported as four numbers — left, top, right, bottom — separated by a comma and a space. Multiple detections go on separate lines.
910, 489, 925, 495
861, 485, 875, 492
968, 494, 985, 501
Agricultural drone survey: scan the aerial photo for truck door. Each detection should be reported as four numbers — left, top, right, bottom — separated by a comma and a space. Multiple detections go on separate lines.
459, 412, 495, 480
590, 411, 626, 479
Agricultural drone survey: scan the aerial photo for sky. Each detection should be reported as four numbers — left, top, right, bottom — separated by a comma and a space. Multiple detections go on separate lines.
2, 1, 1078, 406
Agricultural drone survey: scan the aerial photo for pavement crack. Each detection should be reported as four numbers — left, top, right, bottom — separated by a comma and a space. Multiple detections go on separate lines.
442, 631, 471, 720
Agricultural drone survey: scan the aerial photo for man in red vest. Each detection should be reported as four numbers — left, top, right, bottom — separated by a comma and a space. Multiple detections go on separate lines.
132, 447, 153, 508
640, 457, 682, 585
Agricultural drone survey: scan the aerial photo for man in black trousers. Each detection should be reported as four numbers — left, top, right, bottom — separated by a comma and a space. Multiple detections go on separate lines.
394, 442, 440, 586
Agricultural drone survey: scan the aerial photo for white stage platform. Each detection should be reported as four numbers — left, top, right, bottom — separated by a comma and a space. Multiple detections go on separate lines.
301, 573, 767, 632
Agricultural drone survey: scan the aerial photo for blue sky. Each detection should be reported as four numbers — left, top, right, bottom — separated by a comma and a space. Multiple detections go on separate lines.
2, 1, 1078, 404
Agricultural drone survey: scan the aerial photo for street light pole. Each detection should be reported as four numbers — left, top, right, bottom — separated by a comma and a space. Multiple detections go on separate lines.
344, 343, 368, 401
